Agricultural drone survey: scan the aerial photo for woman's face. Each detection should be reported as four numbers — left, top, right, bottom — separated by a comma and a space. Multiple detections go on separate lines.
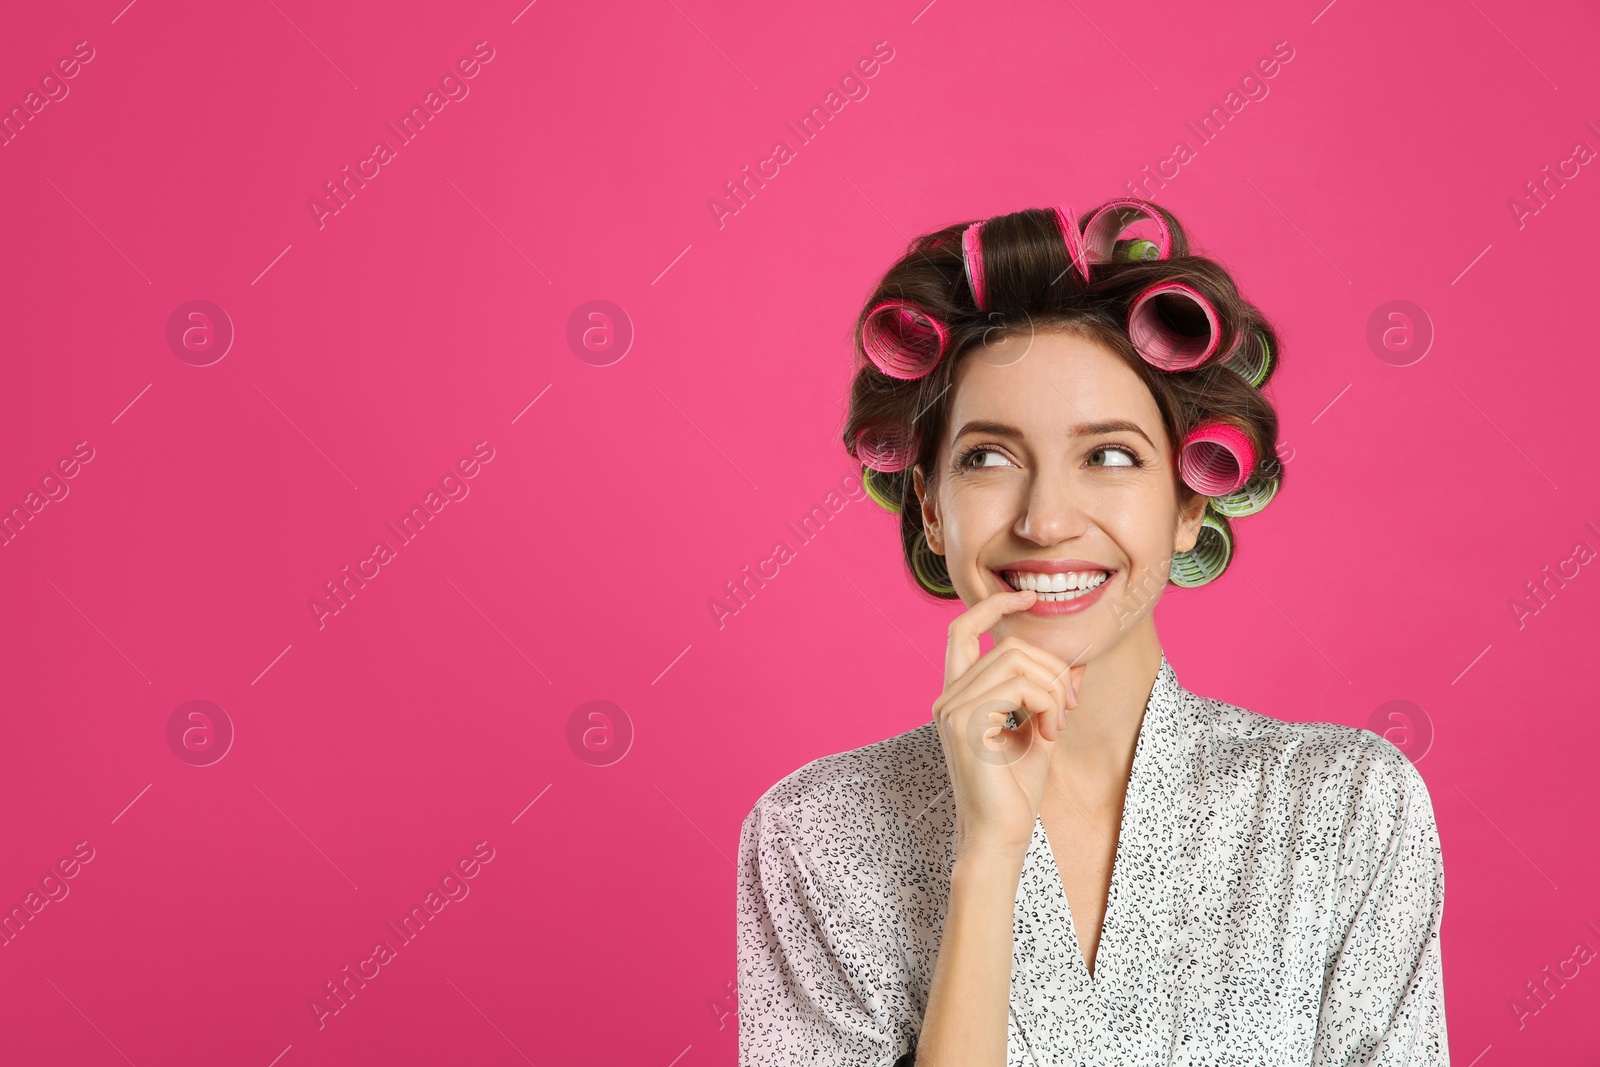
913, 327, 1207, 665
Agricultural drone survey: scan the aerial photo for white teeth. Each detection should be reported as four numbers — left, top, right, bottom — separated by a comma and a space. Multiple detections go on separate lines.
1003, 569, 1110, 600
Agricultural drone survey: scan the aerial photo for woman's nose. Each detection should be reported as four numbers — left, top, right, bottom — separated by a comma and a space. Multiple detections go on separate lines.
1014, 472, 1087, 545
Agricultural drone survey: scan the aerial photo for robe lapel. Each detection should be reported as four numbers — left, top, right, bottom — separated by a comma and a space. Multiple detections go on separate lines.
1008, 655, 1189, 1066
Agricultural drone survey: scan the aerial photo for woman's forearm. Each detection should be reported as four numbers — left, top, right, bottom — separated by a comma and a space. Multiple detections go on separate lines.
915, 843, 1028, 1067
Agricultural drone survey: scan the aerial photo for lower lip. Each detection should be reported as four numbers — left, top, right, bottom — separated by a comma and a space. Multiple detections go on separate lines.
998, 570, 1116, 616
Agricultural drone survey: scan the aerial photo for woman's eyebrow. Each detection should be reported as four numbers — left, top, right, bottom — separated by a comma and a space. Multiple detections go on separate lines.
952, 418, 1155, 449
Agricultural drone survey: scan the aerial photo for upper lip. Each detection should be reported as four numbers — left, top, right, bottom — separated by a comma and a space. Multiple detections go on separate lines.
995, 559, 1116, 574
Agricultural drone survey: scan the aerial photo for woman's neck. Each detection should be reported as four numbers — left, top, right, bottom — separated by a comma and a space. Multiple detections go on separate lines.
1045, 620, 1164, 792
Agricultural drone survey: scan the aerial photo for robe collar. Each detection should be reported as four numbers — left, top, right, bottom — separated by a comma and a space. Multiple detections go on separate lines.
1007, 653, 1191, 1066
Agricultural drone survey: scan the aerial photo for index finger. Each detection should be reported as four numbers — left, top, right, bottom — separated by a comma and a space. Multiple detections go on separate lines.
943, 588, 1036, 689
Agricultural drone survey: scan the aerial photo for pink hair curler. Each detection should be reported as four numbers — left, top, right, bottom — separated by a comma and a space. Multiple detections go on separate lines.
961, 220, 988, 311
854, 424, 919, 473
1081, 200, 1174, 273
861, 300, 949, 380
1051, 204, 1091, 284
1178, 420, 1256, 496
1127, 282, 1222, 370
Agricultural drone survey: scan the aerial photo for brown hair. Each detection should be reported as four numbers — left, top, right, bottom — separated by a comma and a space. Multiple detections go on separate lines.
841, 201, 1284, 599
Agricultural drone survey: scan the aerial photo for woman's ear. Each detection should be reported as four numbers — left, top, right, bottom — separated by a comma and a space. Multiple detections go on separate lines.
912, 465, 944, 554
1174, 491, 1208, 554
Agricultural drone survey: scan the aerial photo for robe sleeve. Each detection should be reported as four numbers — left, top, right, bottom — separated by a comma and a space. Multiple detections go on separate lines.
737, 795, 917, 1067
1312, 740, 1449, 1066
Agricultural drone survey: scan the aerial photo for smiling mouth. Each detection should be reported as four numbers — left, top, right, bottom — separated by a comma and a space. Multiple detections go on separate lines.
999, 569, 1113, 602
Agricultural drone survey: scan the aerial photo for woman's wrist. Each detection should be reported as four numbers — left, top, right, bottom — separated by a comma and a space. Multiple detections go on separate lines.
950, 839, 1028, 894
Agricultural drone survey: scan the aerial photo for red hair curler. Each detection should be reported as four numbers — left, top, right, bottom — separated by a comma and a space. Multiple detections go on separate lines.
1178, 420, 1256, 496
854, 424, 919, 473
861, 300, 949, 380
961, 220, 988, 311
1127, 282, 1222, 371
1051, 205, 1091, 285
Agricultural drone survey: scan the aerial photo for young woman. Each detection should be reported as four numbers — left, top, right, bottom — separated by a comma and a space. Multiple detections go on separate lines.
735, 201, 1448, 1066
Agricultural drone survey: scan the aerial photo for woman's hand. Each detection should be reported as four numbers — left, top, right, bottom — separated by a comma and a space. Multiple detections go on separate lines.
933, 588, 1086, 860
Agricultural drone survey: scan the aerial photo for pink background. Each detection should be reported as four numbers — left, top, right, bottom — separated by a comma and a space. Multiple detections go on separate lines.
1, 0, 1597, 1063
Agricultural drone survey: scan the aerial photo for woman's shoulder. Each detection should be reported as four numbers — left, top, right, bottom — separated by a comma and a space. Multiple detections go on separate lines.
740, 720, 949, 856
1188, 688, 1435, 831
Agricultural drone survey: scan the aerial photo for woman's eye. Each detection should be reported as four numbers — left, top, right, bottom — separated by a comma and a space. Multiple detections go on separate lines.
965, 447, 1013, 469
1090, 446, 1136, 467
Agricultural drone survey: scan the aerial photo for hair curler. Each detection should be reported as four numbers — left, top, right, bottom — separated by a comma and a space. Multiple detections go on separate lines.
1169, 512, 1232, 588
961, 220, 988, 311
1178, 419, 1256, 496
1051, 205, 1091, 284
862, 466, 903, 513
1208, 473, 1279, 518
1219, 325, 1274, 388
910, 528, 956, 595
1114, 238, 1163, 262
1127, 282, 1223, 371
1081, 199, 1174, 278
861, 300, 949, 380
854, 424, 918, 473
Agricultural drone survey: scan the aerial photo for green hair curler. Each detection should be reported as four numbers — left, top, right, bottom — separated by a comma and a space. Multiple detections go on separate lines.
1169, 512, 1233, 587
1208, 474, 1280, 518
